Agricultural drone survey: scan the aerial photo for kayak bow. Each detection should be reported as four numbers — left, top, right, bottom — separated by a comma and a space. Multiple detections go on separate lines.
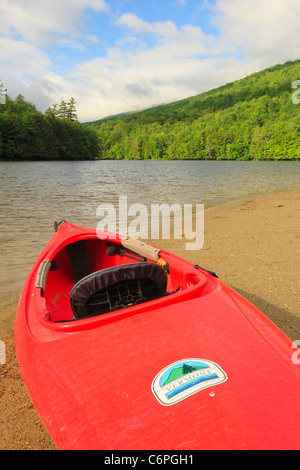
15, 221, 300, 450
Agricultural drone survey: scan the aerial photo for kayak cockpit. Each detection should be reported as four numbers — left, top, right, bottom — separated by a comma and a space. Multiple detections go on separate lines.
36, 234, 206, 324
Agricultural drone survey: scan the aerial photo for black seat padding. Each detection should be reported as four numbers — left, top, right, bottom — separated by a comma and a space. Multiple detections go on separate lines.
70, 262, 168, 319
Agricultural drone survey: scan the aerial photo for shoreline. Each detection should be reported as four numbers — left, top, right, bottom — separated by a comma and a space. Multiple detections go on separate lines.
1, 189, 300, 450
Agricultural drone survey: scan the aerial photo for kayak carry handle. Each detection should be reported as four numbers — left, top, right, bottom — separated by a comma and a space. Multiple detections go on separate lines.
121, 238, 160, 262
54, 220, 67, 232
36, 259, 51, 296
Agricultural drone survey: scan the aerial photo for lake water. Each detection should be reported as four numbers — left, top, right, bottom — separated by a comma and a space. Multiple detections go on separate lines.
1, 160, 300, 302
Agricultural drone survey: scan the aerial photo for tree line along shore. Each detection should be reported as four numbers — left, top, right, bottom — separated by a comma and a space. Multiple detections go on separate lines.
1, 60, 300, 161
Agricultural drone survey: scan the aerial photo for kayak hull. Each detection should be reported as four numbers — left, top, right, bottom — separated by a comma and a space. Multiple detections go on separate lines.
15, 222, 300, 450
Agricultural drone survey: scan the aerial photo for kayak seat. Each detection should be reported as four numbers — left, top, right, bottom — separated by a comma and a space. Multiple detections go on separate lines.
69, 262, 168, 319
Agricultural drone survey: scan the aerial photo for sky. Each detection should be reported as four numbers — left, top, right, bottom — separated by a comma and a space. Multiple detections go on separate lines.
0, 0, 299, 122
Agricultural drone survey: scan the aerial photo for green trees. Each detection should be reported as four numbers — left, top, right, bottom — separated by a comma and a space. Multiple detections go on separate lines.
0, 96, 99, 160
45, 97, 78, 121
91, 59, 300, 161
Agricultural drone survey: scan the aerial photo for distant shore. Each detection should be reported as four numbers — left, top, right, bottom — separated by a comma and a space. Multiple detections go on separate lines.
1, 189, 300, 450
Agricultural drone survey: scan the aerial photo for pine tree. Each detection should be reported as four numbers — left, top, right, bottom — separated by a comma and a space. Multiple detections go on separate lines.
67, 97, 78, 122
58, 100, 68, 119
182, 364, 196, 375
45, 103, 59, 118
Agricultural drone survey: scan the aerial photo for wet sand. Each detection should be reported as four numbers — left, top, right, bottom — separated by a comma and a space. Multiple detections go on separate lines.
1, 189, 300, 450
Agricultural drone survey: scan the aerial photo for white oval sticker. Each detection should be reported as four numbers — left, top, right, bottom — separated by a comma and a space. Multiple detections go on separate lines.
152, 358, 227, 406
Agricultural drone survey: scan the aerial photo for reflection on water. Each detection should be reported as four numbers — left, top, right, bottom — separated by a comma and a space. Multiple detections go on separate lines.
1, 160, 300, 301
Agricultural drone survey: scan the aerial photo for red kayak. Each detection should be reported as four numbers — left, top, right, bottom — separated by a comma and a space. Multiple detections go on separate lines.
15, 221, 300, 450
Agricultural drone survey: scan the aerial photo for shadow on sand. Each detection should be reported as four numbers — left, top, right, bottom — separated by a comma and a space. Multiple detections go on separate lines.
231, 286, 300, 342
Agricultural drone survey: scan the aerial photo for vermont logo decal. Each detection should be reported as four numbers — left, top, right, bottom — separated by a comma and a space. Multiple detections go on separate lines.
152, 359, 227, 405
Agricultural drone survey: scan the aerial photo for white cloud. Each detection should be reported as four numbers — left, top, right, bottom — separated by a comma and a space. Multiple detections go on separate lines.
71, 56, 248, 122
0, 0, 109, 113
87, 34, 101, 43
0, 0, 109, 45
115, 13, 182, 39
0, 37, 50, 74
115, 13, 155, 33
214, 0, 300, 65
0, 35, 66, 108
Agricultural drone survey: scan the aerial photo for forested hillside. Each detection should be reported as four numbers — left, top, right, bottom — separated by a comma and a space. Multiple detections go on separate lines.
89, 59, 300, 161
1, 60, 300, 161
0, 96, 99, 160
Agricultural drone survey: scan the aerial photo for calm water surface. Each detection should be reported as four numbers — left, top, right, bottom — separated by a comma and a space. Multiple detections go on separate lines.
1, 160, 300, 302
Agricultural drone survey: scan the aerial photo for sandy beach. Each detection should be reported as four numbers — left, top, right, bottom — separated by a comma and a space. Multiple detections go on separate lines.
1, 189, 300, 450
